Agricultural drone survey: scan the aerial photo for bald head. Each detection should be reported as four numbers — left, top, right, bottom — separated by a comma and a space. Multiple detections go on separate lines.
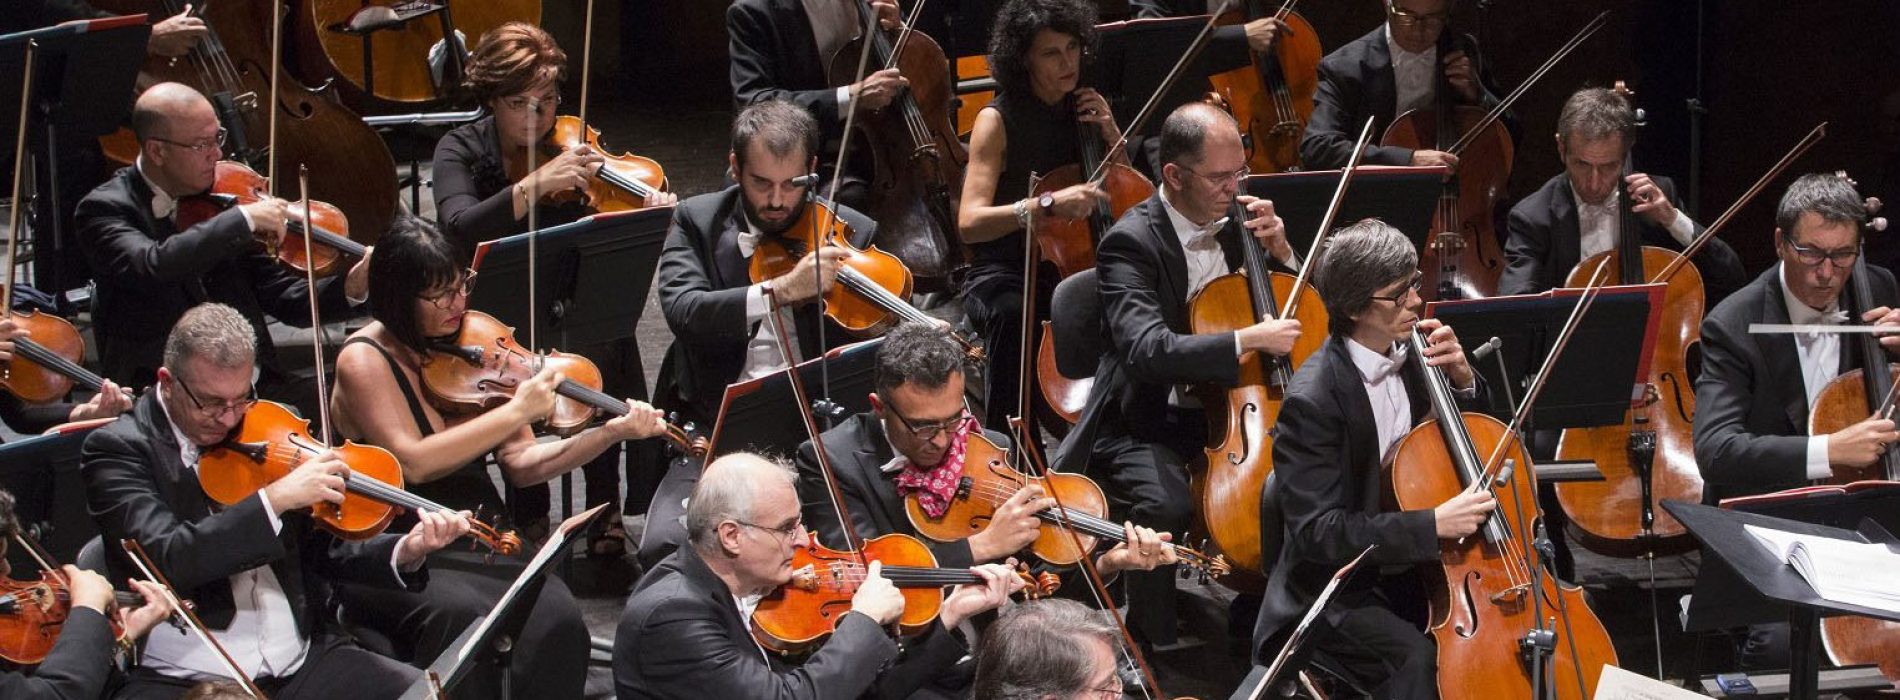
1157, 102, 1241, 170
686, 453, 797, 552
131, 83, 214, 144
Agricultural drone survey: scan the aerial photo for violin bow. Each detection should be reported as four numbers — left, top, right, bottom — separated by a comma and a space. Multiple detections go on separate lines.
1651, 122, 1828, 283
1089, 1, 1240, 184
1278, 115, 1374, 320
3, 40, 33, 316
1445, 11, 1607, 157
763, 294, 871, 573
121, 539, 268, 699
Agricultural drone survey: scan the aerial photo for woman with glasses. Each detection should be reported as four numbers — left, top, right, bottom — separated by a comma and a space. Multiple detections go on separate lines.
325, 217, 666, 700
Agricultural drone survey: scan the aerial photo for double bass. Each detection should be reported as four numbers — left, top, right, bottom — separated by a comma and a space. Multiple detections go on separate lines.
294, 0, 541, 110
1206, 0, 1322, 174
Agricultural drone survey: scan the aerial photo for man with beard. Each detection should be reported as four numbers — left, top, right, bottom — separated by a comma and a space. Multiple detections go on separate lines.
640, 99, 878, 566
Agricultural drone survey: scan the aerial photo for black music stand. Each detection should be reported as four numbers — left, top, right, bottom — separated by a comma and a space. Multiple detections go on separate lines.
0, 419, 113, 566
1244, 167, 1446, 256
0, 16, 149, 297
1667, 499, 1900, 700
396, 504, 611, 700
469, 207, 671, 351
706, 339, 884, 461
1085, 15, 1245, 132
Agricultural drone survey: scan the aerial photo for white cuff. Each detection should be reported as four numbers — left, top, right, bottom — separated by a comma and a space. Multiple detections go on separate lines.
1668, 210, 1697, 247
257, 489, 283, 535
1805, 435, 1832, 480
391, 533, 419, 575
835, 86, 852, 110
745, 283, 770, 323
236, 203, 257, 233
1278, 249, 1301, 270
1233, 332, 1244, 358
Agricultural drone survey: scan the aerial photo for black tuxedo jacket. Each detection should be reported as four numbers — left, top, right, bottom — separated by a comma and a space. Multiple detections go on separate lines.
654, 186, 876, 423
728, 0, 847, 143
81, 393, 422, 634
1054, 193, 1288, 472
1300, 27, 1508, 170
1250, 335, 1455, 658
1694, 265, 1900, 503
74, 166, 352, 386
0, 606, 114, 700
1499, 173, 1747, 304
613, 546, 967, 700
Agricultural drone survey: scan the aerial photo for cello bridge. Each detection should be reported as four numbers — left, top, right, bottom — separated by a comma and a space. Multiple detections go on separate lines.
1488, 582, 1530, 607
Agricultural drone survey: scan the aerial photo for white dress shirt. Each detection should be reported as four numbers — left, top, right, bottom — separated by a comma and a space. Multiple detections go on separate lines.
1384, 25, 1437, 117
1347, 338, 1416, 463
1573, 189, 1697, 261
737, 219, 804, 380
1158, 189, 1299, 407
1780, 263, 1847, 480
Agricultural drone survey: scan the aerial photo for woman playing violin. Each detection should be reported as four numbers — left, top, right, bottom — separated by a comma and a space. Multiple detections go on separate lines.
0, 318, 132, 437
327, 218, 668, 700
956, 0, 1123, 429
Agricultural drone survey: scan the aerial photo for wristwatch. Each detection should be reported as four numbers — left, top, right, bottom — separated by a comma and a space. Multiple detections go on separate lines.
1038, 193, 1056, 216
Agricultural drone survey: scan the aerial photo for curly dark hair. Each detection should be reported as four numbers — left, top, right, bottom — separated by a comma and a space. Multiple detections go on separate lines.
987, 0, 1098, 99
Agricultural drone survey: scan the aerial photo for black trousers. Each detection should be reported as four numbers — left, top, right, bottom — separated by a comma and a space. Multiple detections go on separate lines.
112, 635, 418, 700
335, 551, 590, 700
1087, 410, 1204, 646
1314, 601, 1439, 700
960, 262, 1056, 430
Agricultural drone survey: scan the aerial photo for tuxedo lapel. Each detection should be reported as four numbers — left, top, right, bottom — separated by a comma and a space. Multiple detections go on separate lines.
853, 417, 904, 528
1147, 199, 1191, 324
1758, 275, 1811, 430
1551, 179, 1582, 276
1365, 33, 1399, 126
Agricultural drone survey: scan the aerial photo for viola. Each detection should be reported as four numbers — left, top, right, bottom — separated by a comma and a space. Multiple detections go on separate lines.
750, 532, 1054, 655
294, 0, 542, 109
0, 572, 144, 665
175, 161, 369, 277
746, 199, 983, 358
420, 310, 708, 454
541, 115, 669, 213
1206, 0, 1322, 174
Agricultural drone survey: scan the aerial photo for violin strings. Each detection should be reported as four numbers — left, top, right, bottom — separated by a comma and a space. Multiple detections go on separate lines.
12, 338, 106, 392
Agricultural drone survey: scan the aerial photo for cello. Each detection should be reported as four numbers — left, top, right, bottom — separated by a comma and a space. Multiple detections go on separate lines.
827, 0, 967, 291
1383, 13, 1607, 301
294, 0, 541, 110
1206, 0, 1321, 174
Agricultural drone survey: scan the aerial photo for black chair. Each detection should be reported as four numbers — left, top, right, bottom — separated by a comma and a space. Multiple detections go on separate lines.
1255, 474, 1374, 699
1048, 268, 1102, 380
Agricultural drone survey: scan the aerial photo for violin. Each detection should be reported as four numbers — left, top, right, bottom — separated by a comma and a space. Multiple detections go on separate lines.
902, 420, 1230, 577
746, 199, 983, 358
0, 529, 146, 666
420, 310, 708, 454
175, 160, 369, 277
294, 0, 541, 109
750, 532, 1054, 655
197, 400, 522, 555
541, 115, 669, 213
825, 0, 966, 290
1206, 0, 1322, 174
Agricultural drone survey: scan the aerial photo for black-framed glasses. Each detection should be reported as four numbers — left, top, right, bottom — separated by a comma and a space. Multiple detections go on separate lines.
174, 376, 258, 419
151, 127, 228, 155
421, 269, 478, 309
1783, 238, 1859, 269
735, 518, 806, 542
1368, 270, 1425, 305
1186, 165, 1250, 189
1387, 2, 1449, 28
886, 405, 971, 442
502, 94, 562, 113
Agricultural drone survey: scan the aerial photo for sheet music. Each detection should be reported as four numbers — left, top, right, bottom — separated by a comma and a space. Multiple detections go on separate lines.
1744, 524, 1900, 613
1591, 665, 1710, 700
448, 504, 611, 668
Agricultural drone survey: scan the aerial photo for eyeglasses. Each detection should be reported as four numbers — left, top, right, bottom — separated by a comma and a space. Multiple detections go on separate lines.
173, 376, 258, 419
1387, 2, 1450, 28
502, 94, 562, 113
421, 269, 478, 309
736, 518, 806, 543
1783, 238, 1859, 269
1368, 270, 1425, 305
151, 127, 228, 155
886, 405, 971, 442
1087, 677, 1125, 700
1185, 165, 1250, 189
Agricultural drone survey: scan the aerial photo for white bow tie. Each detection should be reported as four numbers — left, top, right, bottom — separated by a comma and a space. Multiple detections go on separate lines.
151, 191, 176, 220
1184, 217, 1228, 251
737, 228, 760, 258
1367, 346, 1409, 382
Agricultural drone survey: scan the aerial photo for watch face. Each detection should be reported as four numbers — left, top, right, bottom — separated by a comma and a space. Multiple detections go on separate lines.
1039, 194, 1055, 209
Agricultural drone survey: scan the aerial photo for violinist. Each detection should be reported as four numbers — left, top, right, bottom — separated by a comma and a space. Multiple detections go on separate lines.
327, 218, 661, 700
73, 83, 368, 415
0, 488, 174, 700
1693, 173, 1900, 670
640, 99, 878, 565
971, 598, 1122, 700
794, 322, 1176, 575
430, 22, 675, 553
1300, 0, 1504, 170
1249, 220, 1491, 700
613, 452, 1023, 700
726, 0, 902, 209
81, 302, 472, 698
1498, 86, 1745, 303
0, 318, 132, 438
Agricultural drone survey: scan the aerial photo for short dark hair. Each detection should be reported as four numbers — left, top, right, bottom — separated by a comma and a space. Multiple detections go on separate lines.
874, 322, 968, 398
368, 216, 465, 353
462, 22, 567, 105
987, 0, 1098, 99
1555, 87, 1636, 148
973, 599, 1120, 699
1156, 102, 1236, 169
1776, 173, 1866, 240
1313, 219, 1418, 336
731, 99, 818, 171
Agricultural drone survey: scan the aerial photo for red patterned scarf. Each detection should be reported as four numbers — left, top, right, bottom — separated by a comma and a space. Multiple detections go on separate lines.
893, 417, 975, 518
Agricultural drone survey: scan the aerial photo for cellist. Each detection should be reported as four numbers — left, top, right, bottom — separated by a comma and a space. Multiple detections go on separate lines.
1249, 220, 1492, 699
1693, 173, 1900, 670
1052, 102, 1300, 646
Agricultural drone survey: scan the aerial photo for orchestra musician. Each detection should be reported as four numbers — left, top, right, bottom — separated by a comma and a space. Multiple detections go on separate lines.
81, 302, 471, 699
1052, 102, 1301, 646
1300, 0, 1505, 170
0, 487, 174, 700
327, 217, 659, 700
1498, 86, 1746, 304
72, 83, 368, 417
430, 22, 676, 553
1250, 219, 1492, 700
1693, 173, 1900, 670
971, 598, 1124, 700
0, 319, 132, 437
613, 451, 1022, 700
638, 99, 878, 567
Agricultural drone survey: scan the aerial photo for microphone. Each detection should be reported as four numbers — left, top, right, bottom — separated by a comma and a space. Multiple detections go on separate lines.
1470, 336, 1503, 361
790, 173, 821, 188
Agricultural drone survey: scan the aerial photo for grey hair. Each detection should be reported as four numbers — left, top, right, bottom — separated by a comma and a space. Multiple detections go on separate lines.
162, 303, 256, 378
1555, 87, 1635, 148
1313, 218, 1418, 336
686, 453, 797, 551
731, 99, 818, 171
874, 322, 968, 397
973, 599, 1121, 699
1775, 173, 1865, 239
